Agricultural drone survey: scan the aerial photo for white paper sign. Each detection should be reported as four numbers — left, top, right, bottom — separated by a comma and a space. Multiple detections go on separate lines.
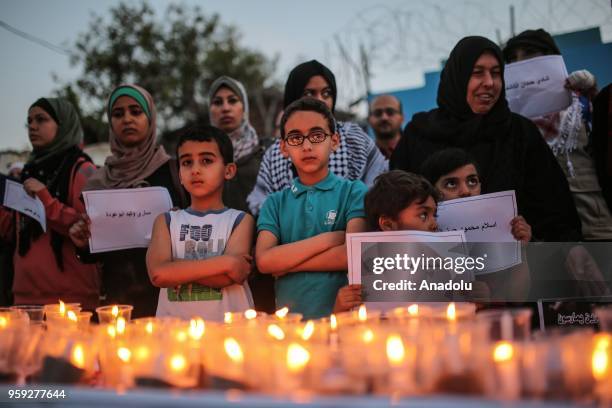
436, 190, 521, 274
2, 178, 46, 232
505, 55, 572, 118
347, 230, 468, 310
83, 187, 172, 253
347, 230, 468, 284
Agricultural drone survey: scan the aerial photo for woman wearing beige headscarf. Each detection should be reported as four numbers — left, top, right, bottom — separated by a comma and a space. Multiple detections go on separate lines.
70, 84, 188, 317
208, 76, 263, 212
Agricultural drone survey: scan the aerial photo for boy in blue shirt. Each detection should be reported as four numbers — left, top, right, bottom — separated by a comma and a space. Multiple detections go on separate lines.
256, 98, 367, 319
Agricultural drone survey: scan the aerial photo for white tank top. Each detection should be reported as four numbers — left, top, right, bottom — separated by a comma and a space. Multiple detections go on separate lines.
155, 207, 253, 321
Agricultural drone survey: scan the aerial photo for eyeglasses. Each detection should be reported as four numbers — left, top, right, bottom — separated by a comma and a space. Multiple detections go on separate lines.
371, 108, 400, 118
284, 128, 331, 146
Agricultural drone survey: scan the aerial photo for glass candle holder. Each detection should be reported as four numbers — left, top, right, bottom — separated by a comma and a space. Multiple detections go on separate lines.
96, 305, 133, 324
476, 307, 533, 341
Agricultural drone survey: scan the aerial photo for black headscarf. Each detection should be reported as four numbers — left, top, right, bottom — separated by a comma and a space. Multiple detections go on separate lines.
283, 60, 337, 113
20, 98, 92, 270
391, 36, 582, 241
502, 29, 561, 62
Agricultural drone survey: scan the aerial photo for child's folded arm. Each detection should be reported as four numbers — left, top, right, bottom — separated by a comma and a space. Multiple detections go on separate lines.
288, 217, 367, 272
146, 214, 238, 288
194, 213, 256, 288
255, 229, 344, 275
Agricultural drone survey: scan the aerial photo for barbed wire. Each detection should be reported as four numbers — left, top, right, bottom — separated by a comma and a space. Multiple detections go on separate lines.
326, 0, 612, 110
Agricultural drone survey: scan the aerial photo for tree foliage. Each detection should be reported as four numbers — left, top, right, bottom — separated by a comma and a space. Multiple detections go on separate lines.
55, 2, 280, 144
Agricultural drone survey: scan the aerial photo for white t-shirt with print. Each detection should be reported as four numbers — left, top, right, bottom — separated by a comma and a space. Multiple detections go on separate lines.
155, 207, 253, 321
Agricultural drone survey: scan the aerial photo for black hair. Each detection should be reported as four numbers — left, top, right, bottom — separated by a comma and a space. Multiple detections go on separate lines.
420, 148, 480, 186
369, 95, 403, 115
175, 124, 234, 164
365, 170, 439, 231
280, 97, 337, 138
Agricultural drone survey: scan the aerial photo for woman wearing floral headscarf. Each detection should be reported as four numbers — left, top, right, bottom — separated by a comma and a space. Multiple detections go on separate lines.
69, 84, 188, 317
0, 97, 99, 309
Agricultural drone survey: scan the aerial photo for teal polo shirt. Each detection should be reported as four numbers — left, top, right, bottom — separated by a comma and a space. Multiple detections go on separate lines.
257, 171, 367, 319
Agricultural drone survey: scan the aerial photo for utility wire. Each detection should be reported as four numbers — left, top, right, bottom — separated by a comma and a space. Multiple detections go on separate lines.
0, 19, 70, 56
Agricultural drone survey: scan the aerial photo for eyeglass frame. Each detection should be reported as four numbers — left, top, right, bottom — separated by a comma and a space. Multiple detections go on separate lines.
283, 128, 334, 146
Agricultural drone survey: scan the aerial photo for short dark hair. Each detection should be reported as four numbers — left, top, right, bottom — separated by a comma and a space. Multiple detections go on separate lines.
420, 148, 480, 186
175, 124, 234, 164
280, 98, 336, 139
368, 95, 403, 115
365, 170, 439, 231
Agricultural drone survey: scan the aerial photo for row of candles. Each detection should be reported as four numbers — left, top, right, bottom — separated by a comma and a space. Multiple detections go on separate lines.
0, 301, 611, 403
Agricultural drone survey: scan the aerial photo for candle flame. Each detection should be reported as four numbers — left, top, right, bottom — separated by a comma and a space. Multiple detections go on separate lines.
358, 304, 367, 321
301, 321, 315, 341
362, 329, 374, 344
107, 325, 116, 338
116, 316, 126, 334
117, 347, 131, 363
224, 338, 244, 363
175, 330, 187, 342
386, 335, 406, 365
111, 305, 119, 317
330, 314, 337, 330
407, 304, 419, 316
71, 344, 85, 368
59, 300, 66, 316
275, 307, 289, 318
0, 316, 7, 328
592, 334, 610, 380
145, 321, 154, 334
67, 310, 78, 322
244, 309, 257, 320
189, 318, 205, 340
446, 302, 457, 322
169, 354, 187, 372
493, 341, 514, 362
224, 312, 233, 324
267, 324, 285, 340
135, 346, 150, 362
287, 343, 310, 372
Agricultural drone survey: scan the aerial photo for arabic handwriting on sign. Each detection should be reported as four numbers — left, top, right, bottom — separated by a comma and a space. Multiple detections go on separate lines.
481, 221, 497, 231
536, 75, 550, 85
520, 80, 535, 89
506, 82, 519, 91
105, 210, 154, 218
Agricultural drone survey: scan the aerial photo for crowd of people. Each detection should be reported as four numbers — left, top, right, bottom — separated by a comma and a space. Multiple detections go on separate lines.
1, 29, 610, 320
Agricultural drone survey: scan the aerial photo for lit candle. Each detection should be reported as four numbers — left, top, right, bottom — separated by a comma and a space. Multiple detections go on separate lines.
188, 318, 205, 341
277, 342, 310, 392
592, 334, 611, 404
386, 334, 415, 393
244, 309, 257, 320
445, 303, 462, 373
275, 307, 289, 319
223, 337, 245, 381
70, 343, 86, 369
358, 304, 367, 322
301, 321, 315, 341
329, 314, 339, 353
267, 324, 285, 341
493, 341, 520, 400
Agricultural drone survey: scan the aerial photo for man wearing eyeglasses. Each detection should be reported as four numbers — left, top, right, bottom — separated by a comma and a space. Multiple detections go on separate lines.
368, 95, 405, 159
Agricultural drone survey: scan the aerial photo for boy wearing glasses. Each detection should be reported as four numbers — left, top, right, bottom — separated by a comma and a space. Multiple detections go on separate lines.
368, 95, 404, 159
255, 98, 368, 319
